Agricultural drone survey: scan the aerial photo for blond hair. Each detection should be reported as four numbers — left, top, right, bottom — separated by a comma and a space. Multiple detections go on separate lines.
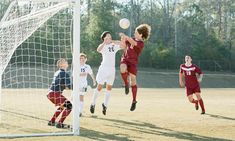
80, 53, 87, 58
57, 58, 67, 68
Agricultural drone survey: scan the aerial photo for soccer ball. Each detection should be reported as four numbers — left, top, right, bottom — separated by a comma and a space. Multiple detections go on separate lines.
119, 18, 130, 29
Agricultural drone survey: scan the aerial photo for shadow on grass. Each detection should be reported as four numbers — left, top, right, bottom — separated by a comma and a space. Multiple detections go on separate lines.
206, 113, 235, 121
1, 109, 233, 140
83, 116, 232, 141
80, 127, 130, 141
0, 109, 48, 122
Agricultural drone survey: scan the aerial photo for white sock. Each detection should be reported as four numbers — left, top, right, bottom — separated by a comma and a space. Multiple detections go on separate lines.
104, 90, 111, 107
80, 101, 84, 114
91, 89, 99, 106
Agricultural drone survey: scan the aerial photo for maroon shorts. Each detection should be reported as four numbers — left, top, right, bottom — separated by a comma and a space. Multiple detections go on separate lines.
47, 91, 67, 106
186, 85, 201, 96
120, 60, 137, 75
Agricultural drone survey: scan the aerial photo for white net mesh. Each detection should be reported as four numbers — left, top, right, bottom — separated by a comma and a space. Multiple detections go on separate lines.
0, 0, 76, 136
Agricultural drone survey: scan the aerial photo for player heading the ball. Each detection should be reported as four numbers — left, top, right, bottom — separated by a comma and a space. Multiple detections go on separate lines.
119, 24, 151, 111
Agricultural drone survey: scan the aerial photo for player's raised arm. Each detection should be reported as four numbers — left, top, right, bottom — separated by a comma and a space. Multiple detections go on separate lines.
120, 33, 137, 46
111, 40, 126, 49
97, 31, 111, 53
97, 41, 106, 53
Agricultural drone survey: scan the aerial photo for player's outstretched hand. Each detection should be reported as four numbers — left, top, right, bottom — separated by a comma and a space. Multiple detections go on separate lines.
119, 33, 127, 40
119, 32, 125, 37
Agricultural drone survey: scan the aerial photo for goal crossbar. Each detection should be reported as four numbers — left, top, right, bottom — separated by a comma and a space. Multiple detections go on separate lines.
0, 2, 71, 28
0, 1, 71, 74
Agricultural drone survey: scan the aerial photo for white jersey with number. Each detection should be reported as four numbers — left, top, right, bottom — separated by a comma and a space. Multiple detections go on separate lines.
100, 43, 121, 68
79, 64, 93, 88
96, 43, 121, 85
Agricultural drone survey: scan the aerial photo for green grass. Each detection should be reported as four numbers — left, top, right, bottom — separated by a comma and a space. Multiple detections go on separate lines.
0, 88, 235, 141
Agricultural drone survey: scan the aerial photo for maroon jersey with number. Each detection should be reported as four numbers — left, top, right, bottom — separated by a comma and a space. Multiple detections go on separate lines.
121, 38, 144, 65
180, 64, 202, 88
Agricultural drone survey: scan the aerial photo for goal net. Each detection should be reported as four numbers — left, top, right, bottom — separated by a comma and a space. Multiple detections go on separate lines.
0, 0, 80, 137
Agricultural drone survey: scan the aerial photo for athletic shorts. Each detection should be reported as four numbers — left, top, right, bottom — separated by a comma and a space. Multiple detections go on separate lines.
96, 66, 115, 85
47, 91, 67, 106
186, 85, 201, 96
79, 86, 87, 96
79, 82, 88, 93
120, 60, 137, 75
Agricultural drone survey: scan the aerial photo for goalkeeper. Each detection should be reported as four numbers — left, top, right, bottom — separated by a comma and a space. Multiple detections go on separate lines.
47, 58, 72, 128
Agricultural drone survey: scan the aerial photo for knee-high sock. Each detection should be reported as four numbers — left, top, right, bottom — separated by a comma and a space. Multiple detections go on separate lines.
131, 85, 137, 102
50, 107, 63, 122
198, 99, 205, 112
80, 101, 84, 114
104, 90, 111, 107
58, 109, 71, 124
191, 99, 198, 104
121, 72, 129, 86
91, 89, 99, 106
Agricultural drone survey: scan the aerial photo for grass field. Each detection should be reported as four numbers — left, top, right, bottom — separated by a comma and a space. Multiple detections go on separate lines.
0, 88, 235, 141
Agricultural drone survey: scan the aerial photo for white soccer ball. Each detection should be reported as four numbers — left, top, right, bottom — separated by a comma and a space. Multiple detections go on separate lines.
119, 18, 130, 29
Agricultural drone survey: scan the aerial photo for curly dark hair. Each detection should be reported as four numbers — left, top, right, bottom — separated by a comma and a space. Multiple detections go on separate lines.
100, 31, 111, 41
136, 24, 151, 41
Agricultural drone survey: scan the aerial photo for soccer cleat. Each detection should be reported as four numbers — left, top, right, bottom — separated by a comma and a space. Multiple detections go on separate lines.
130, 101, 137, 111
201, 111, 205, 114
102, 103, 107, 115
48, 121, 55, 126
125, 85, 129, 95
90, 105, 95, 114
56, 123, 65, 128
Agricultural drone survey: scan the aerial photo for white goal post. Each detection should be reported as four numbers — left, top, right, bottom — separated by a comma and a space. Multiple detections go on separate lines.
0, 0, 80, 138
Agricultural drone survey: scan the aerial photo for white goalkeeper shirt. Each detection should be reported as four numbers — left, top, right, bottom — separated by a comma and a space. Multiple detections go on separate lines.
99, 43, 121, 68
79, 64, 93, 87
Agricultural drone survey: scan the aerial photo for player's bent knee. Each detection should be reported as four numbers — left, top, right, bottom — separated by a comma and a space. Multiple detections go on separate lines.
120, 64, 127, 73
96, 84, 103, 91
120, 68, 126, 73
63, 100, 72, 110
106, 85, 112, 91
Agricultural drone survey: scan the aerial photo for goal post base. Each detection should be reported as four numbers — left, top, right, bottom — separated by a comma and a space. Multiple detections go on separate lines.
0, 132, 75, 139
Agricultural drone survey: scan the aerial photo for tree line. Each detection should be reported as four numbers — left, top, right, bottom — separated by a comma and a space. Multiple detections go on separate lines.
1, 0, 235, 71
81, 0, 235, 71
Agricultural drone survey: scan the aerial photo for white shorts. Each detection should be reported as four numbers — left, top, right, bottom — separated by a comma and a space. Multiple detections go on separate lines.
96, 66, 115, 85
79, 82, 87, 95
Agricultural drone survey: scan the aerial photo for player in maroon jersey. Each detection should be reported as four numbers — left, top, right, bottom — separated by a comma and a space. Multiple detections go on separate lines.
179, 55, 205, 114
119, 24, 151, 111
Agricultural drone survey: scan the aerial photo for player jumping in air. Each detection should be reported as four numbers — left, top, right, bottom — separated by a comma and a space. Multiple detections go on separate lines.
119, 24, 151, 111
79, 53, 96, 117
90, 31, 125, 115
47, 58, 72, 128
179, 55, 205, 114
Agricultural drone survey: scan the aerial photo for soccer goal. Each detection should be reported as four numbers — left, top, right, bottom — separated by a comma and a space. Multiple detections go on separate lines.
0, 0, 80, 138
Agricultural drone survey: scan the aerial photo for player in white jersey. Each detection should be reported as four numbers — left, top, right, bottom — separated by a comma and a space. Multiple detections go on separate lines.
79, 53, 96, 117
90, 31, 125, 115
